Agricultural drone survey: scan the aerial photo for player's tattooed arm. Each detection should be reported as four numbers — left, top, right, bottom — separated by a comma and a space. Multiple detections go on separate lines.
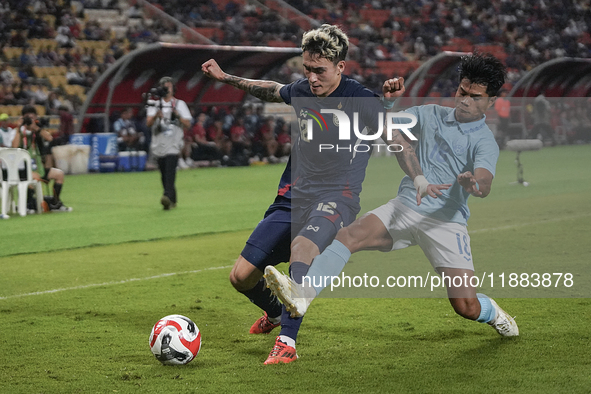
387, 129, 423, 179
223, 76, 285, 103
202, 59, 284, 103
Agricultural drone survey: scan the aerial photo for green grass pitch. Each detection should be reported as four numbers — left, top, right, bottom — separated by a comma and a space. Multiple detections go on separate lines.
1, 145, 590, 393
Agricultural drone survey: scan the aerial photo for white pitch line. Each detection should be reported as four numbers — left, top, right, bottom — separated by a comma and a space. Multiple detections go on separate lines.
0, 265, 234, 301
469, 213, 591, 234
2, 213, 588, 301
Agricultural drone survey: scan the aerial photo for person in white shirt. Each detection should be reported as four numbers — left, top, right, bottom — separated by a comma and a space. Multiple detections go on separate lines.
146, 77, 192, 210
0, 113, 15, 147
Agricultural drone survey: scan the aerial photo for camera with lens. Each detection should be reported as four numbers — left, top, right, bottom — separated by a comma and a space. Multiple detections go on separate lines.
151, 86, 169, 98
142, 86, 169, 105
23, 116, 49, 129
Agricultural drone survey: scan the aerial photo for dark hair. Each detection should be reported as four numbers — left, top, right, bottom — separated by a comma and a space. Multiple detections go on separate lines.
458, 53, 506, 97
21, 104, 37, 116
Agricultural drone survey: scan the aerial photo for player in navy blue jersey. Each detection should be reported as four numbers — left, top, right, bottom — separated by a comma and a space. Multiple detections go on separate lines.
202, 24, 448, 364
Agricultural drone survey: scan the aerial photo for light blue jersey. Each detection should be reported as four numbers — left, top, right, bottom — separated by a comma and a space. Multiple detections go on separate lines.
395, 105, 499, 225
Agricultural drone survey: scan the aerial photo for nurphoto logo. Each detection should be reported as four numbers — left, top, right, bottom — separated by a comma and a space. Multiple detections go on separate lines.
300, 108, 418, 153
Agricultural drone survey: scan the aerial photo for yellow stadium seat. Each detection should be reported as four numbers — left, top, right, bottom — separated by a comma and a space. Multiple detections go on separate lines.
43, 14, 56, 29
35, 105, 46, 116
3, 47, 18, 60
32, 66, 45, 79
48, 75, 62, 88
7, 105, 23, 117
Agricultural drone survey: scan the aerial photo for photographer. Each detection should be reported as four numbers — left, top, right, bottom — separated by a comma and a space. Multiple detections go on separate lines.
11, 105, 72, 212
145, 77, 192, 210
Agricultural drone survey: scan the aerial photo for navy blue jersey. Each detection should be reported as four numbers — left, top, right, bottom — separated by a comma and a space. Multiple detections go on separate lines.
275, 156, 292, 199
277, 75, 383, 211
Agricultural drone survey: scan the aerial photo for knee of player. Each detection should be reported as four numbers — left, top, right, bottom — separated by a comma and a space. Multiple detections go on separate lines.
335, 226, 375, 253
52, 168, 65, 182
228, 270, 244, 290
335, 227, 357, 251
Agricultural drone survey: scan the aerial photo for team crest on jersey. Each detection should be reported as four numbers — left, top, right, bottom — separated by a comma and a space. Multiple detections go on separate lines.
452, 137, 469, 156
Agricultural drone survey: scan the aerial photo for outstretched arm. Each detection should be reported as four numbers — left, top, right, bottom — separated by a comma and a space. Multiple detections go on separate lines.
387, 129, 450, 205
202, 59, 284, 103
382, 77, 451, 205
458, 168, 494, 198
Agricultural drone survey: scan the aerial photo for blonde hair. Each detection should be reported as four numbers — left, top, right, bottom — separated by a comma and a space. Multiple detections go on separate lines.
301, 24, 349, 64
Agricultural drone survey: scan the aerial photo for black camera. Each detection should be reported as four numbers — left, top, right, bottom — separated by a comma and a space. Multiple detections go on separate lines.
152, 86, 169, 98
142, 86, 169, 103
23, 116, 49, 128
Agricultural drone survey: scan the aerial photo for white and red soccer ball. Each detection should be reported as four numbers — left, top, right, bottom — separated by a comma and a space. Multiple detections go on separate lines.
149, 315, 201, 365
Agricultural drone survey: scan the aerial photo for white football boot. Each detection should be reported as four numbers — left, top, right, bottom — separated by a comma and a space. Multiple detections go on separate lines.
264, 266, 316, 318
487, 298, 519, 336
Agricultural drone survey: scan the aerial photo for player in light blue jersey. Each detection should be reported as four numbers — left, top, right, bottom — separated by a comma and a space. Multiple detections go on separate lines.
203, 24, 449, 365
266, 53, 520, 343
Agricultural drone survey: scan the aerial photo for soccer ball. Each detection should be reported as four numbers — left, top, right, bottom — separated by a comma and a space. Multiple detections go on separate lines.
149, 314, 202, 365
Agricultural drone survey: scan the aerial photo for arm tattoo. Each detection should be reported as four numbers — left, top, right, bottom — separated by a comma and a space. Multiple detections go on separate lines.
224, 75, 284, 103
395, 143, 423, 179
388, 129, 423, 179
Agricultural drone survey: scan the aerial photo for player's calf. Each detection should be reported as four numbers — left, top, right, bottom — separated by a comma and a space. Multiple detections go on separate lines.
449, 297, 481, 320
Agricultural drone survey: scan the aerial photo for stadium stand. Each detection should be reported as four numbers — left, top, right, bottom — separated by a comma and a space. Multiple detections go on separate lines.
1, 0, 589, 168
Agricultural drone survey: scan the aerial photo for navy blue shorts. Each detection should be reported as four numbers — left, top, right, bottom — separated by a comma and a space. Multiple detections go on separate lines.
241, 196, 293, 270
241, 195, 358, 270
293, 196, 358, 251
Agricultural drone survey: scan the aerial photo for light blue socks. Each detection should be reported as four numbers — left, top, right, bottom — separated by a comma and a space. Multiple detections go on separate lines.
476, 293, 497, 323
305, 240, 352, 295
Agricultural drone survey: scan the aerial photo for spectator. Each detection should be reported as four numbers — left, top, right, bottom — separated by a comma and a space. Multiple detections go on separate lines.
9, 30, 28, 47
31, 84, 48, 105
260, 116, 281, 163
207, 117, 231, 164
1, 83, 16, 105
66, 66, 89, 86
189, 112, 221, 165
0, 113, 15, 147
229, 116, 251, 166
46, 91, 63, 115
55, 105, 74, 146
276, 119, 291, 160
494, 90, 511, 142
14, 82, 34, 105
55, 24, 75, 48
0, 63, 14, 85
113, 107, 144, 151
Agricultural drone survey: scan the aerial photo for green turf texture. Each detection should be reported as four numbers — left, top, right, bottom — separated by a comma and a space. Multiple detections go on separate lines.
1, 145, 590, 393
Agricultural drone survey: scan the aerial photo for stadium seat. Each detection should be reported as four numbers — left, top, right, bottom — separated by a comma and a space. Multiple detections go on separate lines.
359, 9, 390, 28
35, 105, 46, 116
